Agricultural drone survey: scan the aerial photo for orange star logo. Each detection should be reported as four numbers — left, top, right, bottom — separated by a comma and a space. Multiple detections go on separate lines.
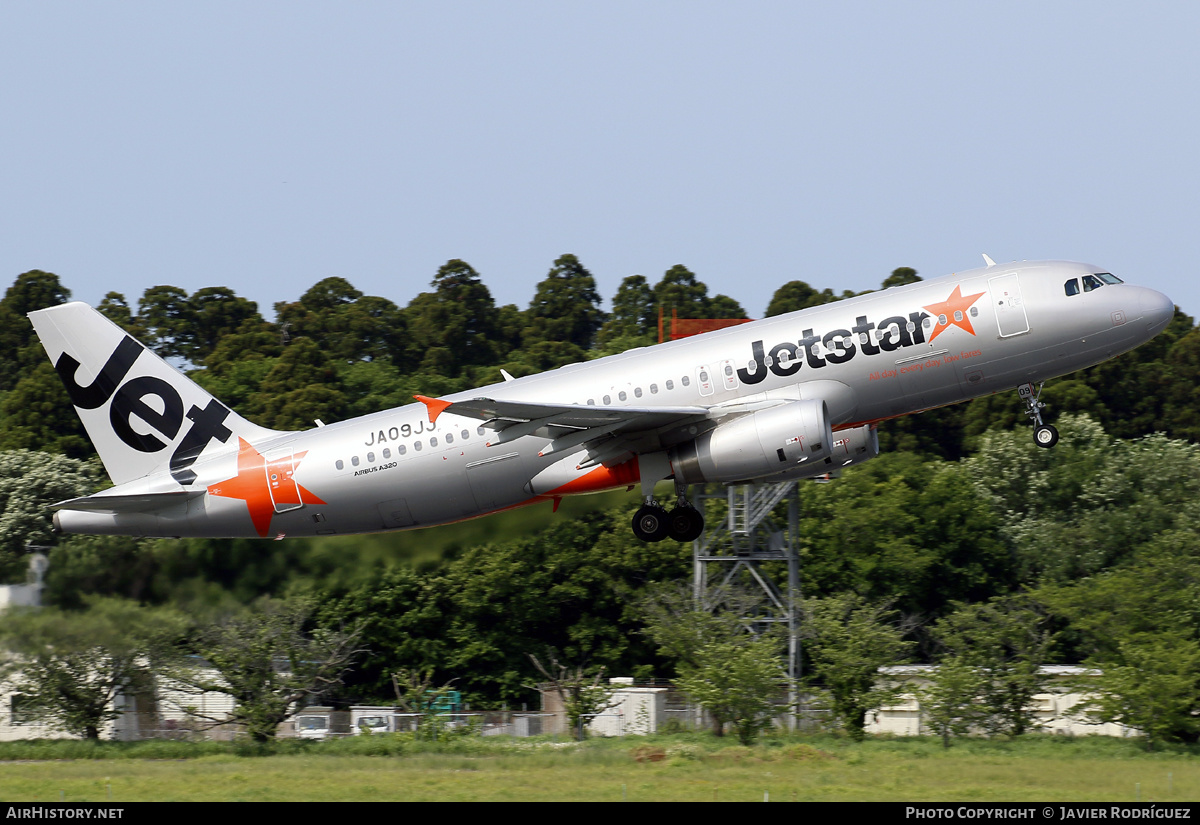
207, 438, 326, 537
923, 285, 986, 343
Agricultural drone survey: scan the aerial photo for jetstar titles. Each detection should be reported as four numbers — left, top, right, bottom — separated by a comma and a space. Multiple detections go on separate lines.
737, 311, 932, 385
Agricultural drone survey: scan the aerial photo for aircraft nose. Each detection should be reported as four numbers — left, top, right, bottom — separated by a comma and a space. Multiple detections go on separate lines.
1139, 288, 1175, 335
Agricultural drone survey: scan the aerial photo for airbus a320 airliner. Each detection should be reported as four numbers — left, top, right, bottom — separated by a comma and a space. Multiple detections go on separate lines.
29, 257, 1173, 543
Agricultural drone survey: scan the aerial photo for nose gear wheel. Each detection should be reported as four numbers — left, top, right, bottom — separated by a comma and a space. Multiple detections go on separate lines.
1018, 382, 1058, 449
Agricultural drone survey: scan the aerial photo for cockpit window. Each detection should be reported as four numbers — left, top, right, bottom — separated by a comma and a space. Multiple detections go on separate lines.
1065, 279, 1080, 296
1096, 272, 1123, 285
1082, 274, 1104, 292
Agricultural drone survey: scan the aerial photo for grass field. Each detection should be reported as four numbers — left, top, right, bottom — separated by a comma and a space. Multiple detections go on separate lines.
1, 734, 1198, 802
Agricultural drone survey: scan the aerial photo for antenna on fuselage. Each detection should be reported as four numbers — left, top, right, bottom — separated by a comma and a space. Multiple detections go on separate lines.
982, 254, 997, 267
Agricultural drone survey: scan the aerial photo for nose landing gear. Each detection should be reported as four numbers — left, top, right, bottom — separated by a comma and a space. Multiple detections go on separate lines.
1018, 382, 1059, 448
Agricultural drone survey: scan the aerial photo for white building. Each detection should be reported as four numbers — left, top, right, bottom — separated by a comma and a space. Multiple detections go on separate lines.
865, 665, 1135, 738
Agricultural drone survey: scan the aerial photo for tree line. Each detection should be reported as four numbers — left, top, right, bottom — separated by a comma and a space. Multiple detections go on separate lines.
2, 258, 1200, 747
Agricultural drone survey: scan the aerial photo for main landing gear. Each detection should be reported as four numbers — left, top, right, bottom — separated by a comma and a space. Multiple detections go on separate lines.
631, 496, 705, 542
629, 453, 706, 543
1018, 382, 1059, 448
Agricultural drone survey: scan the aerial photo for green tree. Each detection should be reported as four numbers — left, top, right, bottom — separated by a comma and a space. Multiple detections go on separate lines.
675, 634, 784, 745
932, 596, 1055, 737
967, 416, 1200, 584
390, 667, 465, 740
188, 287, 265, 363
0, 599, 186, 739
705, 294, 747, 319
653, 264, 709, 320
136, 285, 193, 360
327, 509, 689, 705
1076, 632, 1200, 750
597, 274, 657, 348
405, 260, 506, 375
882, 267, 921, 289
43, 535, 162, 610
524, 254, 606, 349
765, 280, 840, 316
170, 597, 365, 743
527, 653, 618, 741
499, 340, 591, 378
0, 450, 99, 580
638, 582, 783, 741
802, 593, 913, 740
915, 657, 987, 748
0, 362, 94, 458
275, 278, 405, 366
1041, 528, 1200, 747
0, 270, 71, 392
1162, 326, 1200, 441
245, 338, 347, 429
192, 325, 286, 412
96, 292, 137, 330
796, 453, 1010, 617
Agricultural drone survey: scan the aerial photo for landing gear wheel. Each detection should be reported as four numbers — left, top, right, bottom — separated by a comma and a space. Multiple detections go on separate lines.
1017, 382, 1059, 449
1034, 424, 1059, 449
632, 505, 670, 542
666, 505, 705, 542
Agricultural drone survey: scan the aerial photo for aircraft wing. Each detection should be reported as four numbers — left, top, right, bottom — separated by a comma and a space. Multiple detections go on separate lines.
416, 395, 710, 461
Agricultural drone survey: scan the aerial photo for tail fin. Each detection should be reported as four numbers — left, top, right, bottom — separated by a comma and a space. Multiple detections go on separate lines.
29, 302, 283, 486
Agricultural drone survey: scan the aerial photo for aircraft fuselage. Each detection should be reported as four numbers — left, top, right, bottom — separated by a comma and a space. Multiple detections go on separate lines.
39, 259, 1174, 540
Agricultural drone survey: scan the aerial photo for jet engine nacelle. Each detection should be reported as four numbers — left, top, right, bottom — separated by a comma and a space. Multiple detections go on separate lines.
757, 423, 879, 482
831, 424, 879, 467
668, 399, 833, 485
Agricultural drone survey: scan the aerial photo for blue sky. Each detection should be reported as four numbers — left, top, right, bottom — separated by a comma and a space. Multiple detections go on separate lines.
2, 1, 1196, 320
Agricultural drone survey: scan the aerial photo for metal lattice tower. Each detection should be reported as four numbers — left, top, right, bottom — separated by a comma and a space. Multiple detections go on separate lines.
692, 481, 801, 727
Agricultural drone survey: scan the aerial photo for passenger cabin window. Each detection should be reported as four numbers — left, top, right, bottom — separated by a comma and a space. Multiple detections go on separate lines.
335, 460, 344, 470
666, 380, 674, 390
1065, 279, 1080, 296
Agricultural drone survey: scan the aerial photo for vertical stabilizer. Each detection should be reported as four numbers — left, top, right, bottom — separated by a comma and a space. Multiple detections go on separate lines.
29, 302, 284, 486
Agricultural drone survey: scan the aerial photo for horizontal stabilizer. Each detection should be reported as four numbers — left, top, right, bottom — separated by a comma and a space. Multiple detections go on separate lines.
53, 490, 204, 514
